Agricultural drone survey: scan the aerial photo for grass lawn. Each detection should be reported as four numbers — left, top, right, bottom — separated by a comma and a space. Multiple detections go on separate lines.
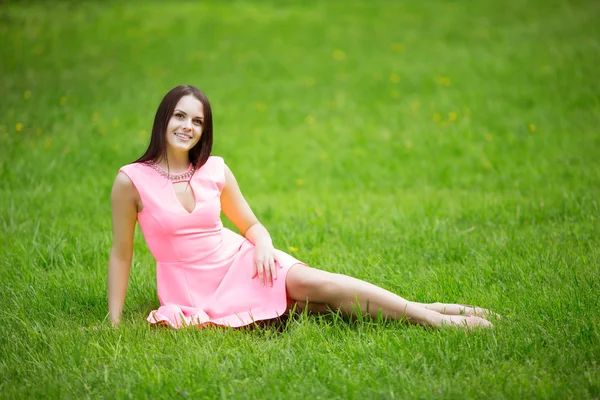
1, 0, 599, 398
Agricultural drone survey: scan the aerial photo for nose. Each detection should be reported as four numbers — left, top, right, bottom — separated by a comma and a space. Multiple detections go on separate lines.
183, 118, 192, 130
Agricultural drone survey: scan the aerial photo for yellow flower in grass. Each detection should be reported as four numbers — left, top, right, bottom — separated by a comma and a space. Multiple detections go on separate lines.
485, 133, 493, 141
390, 73, 401, 83
410, 100, 420, 114
391, 43, 405, 53
434, 75, 452, 86
59, 96, 67, 105
448, 112, 457, 121
332, 49, 346, 61
433, 113, 442, 123
44, 138, 52, 149
15, 123, 23, 132
289, 246, 298, 253
296, 179, 304, 186
528, 124, 536, 133
24, 90, 31, 100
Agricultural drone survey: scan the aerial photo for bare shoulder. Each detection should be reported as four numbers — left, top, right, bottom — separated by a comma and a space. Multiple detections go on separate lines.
110, 171, 140, 241
222, 162, 239, 187
112, 171, 135, 191
111, 171, 140, 204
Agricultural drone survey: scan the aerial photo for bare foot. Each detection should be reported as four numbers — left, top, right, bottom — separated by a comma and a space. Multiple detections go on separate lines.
465, 316, 493, 328
459, 305, 501, 320
444, 315, 493, 329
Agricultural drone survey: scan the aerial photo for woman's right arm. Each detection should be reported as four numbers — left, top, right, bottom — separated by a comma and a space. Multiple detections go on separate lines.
107, 172, 139, 326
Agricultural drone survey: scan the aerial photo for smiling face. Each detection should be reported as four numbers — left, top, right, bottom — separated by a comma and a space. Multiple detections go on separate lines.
136, 85, 214, 168
165, 95, 205, 155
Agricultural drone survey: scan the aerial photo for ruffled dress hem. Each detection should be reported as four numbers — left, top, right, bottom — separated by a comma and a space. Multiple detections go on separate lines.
146, 303, 291, 329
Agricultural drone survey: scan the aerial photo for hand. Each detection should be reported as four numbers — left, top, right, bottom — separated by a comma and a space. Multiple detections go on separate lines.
252, 241, 278, 287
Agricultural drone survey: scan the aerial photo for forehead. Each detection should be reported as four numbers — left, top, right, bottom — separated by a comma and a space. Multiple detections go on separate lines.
175, 95, 204, 117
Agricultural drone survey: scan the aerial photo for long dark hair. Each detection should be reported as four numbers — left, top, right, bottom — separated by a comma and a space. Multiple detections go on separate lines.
134, 85, 213, 169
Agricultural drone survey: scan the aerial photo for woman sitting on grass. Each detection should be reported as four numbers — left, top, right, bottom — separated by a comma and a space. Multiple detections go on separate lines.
108, 85, 495, 329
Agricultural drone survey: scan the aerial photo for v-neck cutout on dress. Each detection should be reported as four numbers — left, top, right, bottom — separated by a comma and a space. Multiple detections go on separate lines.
172, 180, 196, 214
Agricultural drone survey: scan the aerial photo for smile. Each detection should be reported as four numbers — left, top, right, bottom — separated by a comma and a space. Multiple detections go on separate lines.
175, 133, 192, 141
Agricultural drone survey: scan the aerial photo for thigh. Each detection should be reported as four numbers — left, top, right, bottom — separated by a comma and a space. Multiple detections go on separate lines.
285, 263, 337, 302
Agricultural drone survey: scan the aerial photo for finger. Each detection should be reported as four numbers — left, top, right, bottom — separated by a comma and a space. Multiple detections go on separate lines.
270, 256, 277, 280
256, 261, 265, 287
262, 258, 272, 287
267, 256, 275, 284
274, 253, 284, 268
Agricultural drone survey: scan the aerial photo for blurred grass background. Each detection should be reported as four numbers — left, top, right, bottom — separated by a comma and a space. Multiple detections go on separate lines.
1, 0, 599, 398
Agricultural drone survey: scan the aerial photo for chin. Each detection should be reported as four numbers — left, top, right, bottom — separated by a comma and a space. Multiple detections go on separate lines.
176, 144, 196, 152
168, 139, 200, 151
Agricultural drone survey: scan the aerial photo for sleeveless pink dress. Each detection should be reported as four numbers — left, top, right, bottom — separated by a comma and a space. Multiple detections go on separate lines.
119, 156, 305, 329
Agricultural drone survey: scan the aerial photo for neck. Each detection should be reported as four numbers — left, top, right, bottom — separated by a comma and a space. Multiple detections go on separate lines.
159, 149, 191, 172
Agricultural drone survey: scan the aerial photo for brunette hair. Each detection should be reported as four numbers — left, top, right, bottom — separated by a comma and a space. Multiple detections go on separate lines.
134, 85, 213, 168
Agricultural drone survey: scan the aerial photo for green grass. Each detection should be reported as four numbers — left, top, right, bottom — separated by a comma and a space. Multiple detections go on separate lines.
1, 0, 599, 398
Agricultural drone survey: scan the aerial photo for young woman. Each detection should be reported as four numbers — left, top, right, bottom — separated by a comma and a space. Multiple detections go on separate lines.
108, 85, 495, 329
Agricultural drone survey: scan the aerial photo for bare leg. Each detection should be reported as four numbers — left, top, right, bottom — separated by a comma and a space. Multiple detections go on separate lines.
289, 300, 497, 319
411, 302, 498, 319
285, 265, 492, 328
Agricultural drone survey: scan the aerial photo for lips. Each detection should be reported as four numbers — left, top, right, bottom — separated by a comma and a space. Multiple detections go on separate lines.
174, 132, 192, 141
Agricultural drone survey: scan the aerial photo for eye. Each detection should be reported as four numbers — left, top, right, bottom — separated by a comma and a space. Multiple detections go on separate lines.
193, 119, 203, 126
174, 113, 184, 119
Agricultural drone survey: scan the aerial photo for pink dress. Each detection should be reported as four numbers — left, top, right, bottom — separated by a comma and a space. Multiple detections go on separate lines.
119, 156, 305, 329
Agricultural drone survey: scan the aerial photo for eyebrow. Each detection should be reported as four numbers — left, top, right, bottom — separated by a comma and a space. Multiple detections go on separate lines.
174, 109, 204, 120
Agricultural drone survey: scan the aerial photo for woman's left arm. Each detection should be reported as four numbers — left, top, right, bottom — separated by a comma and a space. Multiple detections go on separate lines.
220, 163, 279, 287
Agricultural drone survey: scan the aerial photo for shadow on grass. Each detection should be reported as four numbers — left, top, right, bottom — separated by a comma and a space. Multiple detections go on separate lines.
142, 303, 410, 338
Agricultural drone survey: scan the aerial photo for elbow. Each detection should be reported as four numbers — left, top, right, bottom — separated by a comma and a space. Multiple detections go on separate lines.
109, 244, 133, 266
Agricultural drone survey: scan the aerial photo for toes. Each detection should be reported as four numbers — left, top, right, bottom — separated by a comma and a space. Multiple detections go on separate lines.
467, 316, 493, 328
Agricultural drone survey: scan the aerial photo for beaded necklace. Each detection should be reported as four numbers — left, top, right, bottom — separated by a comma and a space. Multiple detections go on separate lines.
146, 160, 195, 181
